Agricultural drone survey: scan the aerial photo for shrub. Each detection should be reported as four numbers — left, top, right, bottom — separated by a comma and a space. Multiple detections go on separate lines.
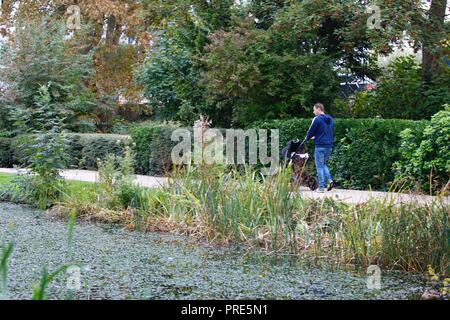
97, 147, 138, 209
372, 56, 425, 120
130, 122, 235, 176
332, 57, 450, 120
131, 124, 181, 176
330, 119, 429, 190
394, 106, 450, 194
0, 20, 96, 134
23, 131, 69, 209
0, 138, 12, 167
332, 91, 380, 119
11, 133, 131, 170
1, 130, 69, 209
254, 118, 429, 190
341, 56, 450, 120
75, 134, 132, 169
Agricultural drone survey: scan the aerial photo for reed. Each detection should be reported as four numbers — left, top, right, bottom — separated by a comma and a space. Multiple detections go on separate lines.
0, 243, 14, 298
32, 265, 68, 300
144, 165, 449, 274
149, 165, 303, 249
54, 163, 449, 275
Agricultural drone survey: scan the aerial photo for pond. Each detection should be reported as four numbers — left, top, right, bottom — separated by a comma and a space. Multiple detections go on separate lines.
0, 203, 427, 300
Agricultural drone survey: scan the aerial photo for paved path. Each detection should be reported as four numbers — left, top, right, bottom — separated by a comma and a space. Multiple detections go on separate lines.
0, 168, 448, 206
0, 168, 168, 189
296, 186, 449, 205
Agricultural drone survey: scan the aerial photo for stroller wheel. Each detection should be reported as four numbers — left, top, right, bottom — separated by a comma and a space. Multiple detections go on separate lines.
308, 177, 318, 191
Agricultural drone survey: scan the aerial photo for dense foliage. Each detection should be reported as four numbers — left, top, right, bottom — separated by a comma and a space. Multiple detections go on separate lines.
255, 117, 429, 190
2, 133, 131, 171
1, 0, 149, 102
138, 0, 379, 127
395, 106, 450, 194
130, 124, 181, 175
0, 138, 12, 168
0, 21, 96, 135
138, 0, 448, 127
337, 56, 450, 119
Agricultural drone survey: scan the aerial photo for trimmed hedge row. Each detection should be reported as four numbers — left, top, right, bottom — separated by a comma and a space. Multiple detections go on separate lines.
64, 134, 132, 169
0, 118, 430, 191
131, 124, 180, 176
254, 118, 429, 190
0, 137, 13, 167
130, 125, 231, 176
0, 133, 132, 170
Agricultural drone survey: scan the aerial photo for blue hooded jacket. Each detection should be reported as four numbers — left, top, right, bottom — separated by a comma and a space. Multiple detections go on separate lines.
305, 114, 334, 148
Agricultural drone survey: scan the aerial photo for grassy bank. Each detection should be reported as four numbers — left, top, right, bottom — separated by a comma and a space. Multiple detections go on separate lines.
0, 173, 14, 185
0, 170, 448, 276
138, 167, 449, 275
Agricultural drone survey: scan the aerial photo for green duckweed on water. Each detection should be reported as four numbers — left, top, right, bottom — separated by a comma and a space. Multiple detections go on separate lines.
0, 203, 427, 300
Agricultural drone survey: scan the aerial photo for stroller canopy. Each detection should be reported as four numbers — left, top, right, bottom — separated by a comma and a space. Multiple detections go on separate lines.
281, 140, 305, 164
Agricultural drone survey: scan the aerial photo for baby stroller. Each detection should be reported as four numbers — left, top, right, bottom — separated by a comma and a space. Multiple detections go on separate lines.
281, 140, 318, 191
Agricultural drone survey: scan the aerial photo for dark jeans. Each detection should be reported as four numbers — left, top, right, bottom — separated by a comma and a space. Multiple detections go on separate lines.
314, 147, 333, 189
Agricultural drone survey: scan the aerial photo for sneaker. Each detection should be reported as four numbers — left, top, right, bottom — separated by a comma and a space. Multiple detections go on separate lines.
327, 180, 336, 191
316, 188, 325, 193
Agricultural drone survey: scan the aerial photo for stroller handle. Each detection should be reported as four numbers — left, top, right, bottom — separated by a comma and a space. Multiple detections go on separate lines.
282, 139, 307, 168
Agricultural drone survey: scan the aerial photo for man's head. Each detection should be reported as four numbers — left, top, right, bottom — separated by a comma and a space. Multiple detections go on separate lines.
313, 103, 325, 116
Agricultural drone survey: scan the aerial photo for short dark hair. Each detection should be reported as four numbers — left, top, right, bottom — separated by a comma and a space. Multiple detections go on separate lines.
314, 103, 325, 112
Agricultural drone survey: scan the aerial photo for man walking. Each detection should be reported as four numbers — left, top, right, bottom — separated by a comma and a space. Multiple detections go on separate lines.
305, 103, 335, 193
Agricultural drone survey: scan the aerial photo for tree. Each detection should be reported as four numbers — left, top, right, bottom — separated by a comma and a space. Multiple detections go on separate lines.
200, 1, 380, 125
0, 20, 95, 134
137, 37, 207, 124
139, 0, 449, 126
139, 0, 239, 126
367, 0, 449, 82
139, 1, 380, 126
1, 0, 150, 102
421, 0, 448, 82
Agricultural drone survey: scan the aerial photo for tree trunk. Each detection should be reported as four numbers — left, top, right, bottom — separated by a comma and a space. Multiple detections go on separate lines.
422, 0, 447, 82
106, 16, 118, 45
106, 15, 123, 46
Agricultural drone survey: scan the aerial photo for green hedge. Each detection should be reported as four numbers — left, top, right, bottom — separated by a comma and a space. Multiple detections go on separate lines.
131, 118, 430, 189
130, 124, 239, 176
395, 106, 450, 194
254, 118, 429, 190
131, 124, 183, 176
0, 119, 431, 191
0, 137, 13, 167
67, 134, 132, 169
9, 133, 132, 170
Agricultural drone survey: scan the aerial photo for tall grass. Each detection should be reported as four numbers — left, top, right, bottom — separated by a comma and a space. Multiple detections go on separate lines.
56, 160, 448, 275
0, 243, 14, 298
139, 165, 449, 274
32, 265, 68, 300
301, 198, 449, 273
151, 165, 303, 249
